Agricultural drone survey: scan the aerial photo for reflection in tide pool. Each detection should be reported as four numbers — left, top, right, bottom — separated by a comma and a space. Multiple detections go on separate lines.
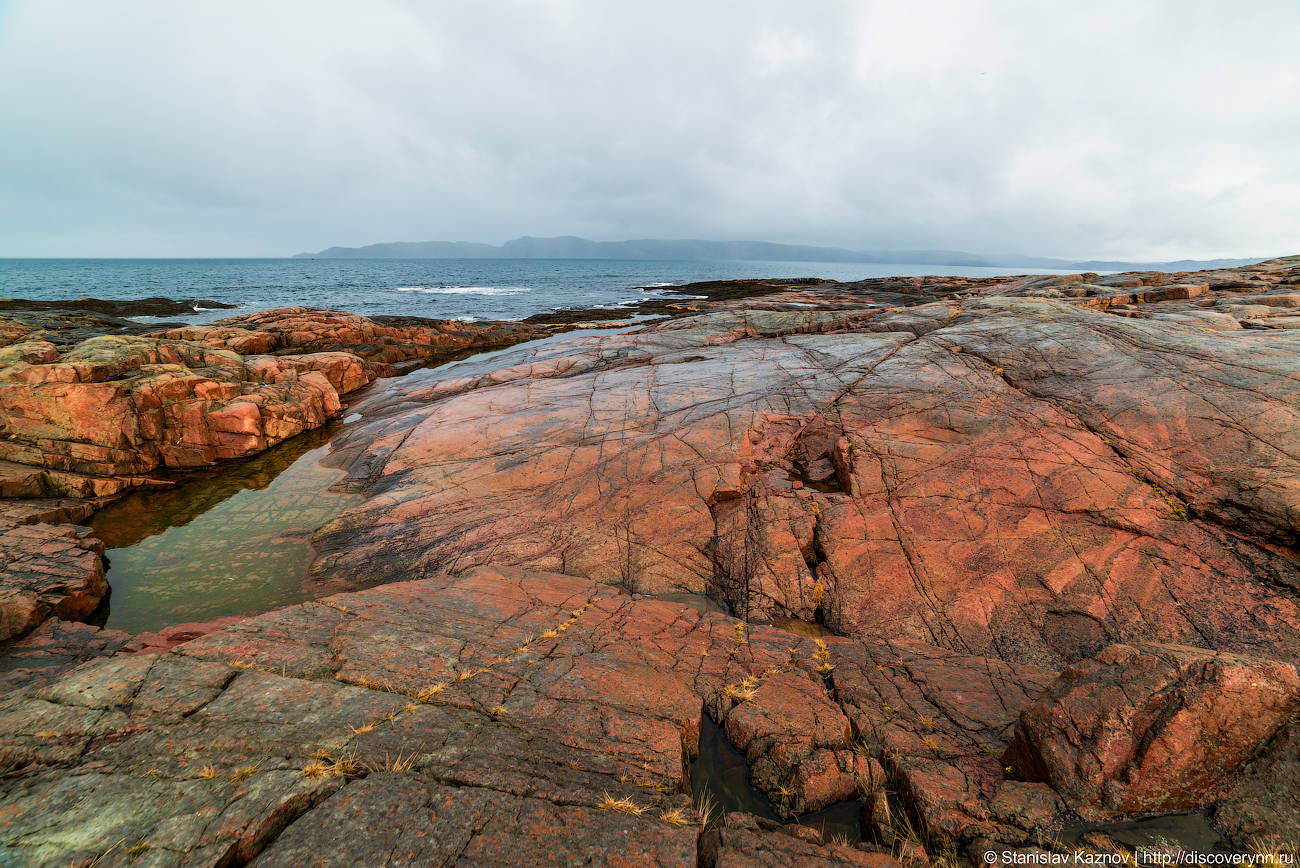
88, 423, 364, 635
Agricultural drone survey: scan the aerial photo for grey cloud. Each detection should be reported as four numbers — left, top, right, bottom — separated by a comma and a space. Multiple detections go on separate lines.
0, 0, 1297, 258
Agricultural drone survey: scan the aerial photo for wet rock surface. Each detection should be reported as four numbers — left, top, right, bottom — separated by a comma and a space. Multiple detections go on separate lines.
4, 257, 1300, 862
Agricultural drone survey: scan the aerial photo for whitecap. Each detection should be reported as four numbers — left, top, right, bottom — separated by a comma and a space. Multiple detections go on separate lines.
394, 286, 533, 295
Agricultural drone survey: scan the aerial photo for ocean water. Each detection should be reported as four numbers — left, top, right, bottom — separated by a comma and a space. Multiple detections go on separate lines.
0, 258, 1075, 323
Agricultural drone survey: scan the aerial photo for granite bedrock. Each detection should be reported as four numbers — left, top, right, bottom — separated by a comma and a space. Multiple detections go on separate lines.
1, 258, 1299, 865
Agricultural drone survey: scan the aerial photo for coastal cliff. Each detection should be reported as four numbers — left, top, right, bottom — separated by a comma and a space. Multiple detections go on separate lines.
1, 258, 1298, 865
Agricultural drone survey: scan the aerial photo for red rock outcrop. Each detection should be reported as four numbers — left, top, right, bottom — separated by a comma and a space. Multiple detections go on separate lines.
312, 292, 1300, 674
0, 309, 553, 645
1004, 643, 1300, 812
0, 334, 346, 477
153, 307, 548, 369
0, 308, 551, 485
4, 259, 1300, 861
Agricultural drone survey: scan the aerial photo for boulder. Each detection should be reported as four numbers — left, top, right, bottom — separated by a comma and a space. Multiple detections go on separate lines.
1004, 643, 1300, 811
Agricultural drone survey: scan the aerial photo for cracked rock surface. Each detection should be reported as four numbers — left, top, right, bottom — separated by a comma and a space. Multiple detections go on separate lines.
315, 264, 1300, 675
4, 257, 1300, 862
0, 567, 912, 867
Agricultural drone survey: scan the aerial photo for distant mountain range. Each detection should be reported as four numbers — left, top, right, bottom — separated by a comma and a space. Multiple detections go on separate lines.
293, 236, 1268, 272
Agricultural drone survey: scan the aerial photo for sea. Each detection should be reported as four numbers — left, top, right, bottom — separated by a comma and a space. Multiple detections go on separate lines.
0, 258, 1079, 324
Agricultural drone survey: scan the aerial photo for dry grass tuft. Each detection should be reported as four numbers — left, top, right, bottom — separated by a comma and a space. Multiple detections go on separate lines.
300, 750, 362, 778
540, 629, 559, 639
830, 832, 852, 847
125, 840, 152, 859
141, 768, 162, 779
660, 808, 690, 827
724, 681, 758, 703
814, 638, 834, 675
351, 676, 392, 692
416, 682, 448, 702
1247, 839, 1298, 868
855, 772, 883, 795
350, 723, 375, 734
196, 765, 219, 780
597, 793, 647, 815
693, 789, 720, 830
733, 622, 747, 645
330, 750, 362, 778
228, 764, 259, 783
366, 752, 417, 773
301, 760, 332, 779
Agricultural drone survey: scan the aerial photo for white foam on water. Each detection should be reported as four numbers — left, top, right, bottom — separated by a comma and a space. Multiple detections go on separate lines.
395, 286, 533, 295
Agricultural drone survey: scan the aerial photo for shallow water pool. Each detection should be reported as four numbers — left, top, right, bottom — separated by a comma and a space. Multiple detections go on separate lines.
88, 424, 364, 634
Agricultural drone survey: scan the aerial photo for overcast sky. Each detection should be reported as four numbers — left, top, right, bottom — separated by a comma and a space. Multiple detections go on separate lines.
1, 1, 1297, 259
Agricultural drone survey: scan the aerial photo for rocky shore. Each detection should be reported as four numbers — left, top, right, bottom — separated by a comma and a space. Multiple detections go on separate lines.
1, 258, 1298, 866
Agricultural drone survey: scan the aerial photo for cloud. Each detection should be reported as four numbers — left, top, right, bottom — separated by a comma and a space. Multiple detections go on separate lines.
0, 0, 1297, 258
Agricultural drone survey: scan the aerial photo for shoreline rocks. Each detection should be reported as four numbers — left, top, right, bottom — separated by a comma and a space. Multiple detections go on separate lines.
3, 258, 1300, 862
0, 308, 554, 645
0, 296, 238, 318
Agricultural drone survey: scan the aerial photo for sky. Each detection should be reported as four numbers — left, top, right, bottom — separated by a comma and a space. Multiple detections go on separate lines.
0, 1, 1297, 260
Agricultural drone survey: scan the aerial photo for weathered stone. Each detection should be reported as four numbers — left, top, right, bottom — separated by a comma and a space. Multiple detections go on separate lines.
312, 294, 1300, 678
0, 518, 107, 641
1004, 643, 1300, 812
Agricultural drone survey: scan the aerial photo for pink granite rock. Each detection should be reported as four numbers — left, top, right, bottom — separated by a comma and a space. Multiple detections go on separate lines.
1005, 643, 1300, 811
